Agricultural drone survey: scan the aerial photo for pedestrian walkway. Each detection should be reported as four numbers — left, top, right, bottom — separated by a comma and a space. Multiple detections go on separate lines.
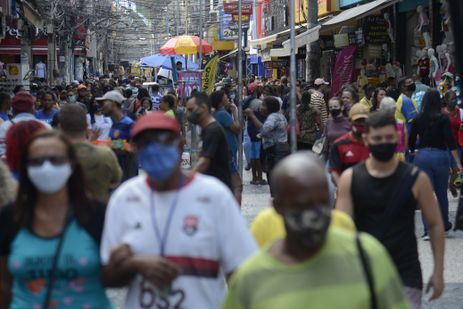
108, 168, 463, 309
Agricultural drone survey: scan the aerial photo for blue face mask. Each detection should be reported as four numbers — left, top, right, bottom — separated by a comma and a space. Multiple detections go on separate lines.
138, 142, 180, 181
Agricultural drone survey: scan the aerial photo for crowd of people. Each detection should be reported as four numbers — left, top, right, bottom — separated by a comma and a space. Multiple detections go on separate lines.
0, 70, 459, 308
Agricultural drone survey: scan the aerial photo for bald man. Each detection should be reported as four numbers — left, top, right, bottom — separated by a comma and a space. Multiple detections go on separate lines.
223, 152, 410, 309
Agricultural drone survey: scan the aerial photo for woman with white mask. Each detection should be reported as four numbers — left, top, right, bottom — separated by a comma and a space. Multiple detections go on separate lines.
0, 131, 114, 308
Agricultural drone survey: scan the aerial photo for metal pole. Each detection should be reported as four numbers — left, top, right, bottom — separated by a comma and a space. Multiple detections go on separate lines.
238, 0, 244, 178
199, 0, 203, 75
289, 0, 297, 153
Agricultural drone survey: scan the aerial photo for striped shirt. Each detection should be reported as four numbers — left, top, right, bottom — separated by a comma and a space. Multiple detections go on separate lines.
223, 228, 410, 309
311, 91, 328, 128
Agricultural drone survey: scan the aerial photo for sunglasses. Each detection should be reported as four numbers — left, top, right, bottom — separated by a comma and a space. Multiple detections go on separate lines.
28, 156, 69, 167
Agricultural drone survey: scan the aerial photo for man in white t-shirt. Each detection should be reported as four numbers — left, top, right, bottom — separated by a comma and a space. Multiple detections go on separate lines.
101, 111, 257, 309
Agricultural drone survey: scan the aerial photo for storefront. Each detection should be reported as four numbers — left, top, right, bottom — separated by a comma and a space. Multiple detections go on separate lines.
316, 0, 399, 96
396, 0, 455, 88
0, 19, 23, 92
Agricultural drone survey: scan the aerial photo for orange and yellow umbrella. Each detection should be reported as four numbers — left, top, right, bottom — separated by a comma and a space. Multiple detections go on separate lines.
160, 35, 213, 55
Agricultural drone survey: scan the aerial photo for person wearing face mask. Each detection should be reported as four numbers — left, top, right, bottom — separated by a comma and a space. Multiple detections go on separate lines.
224, 152, 410, 309
187, 92, 233, 190
0, 131, 114, 308
329, 104, 370, 186
324, 96, 351, 146
66, 90, 77, 104
337, 111, 445, 308
441, 90, 462, 197
396, 77, 418, 133
409, 90, 461, 240
100, 111, 257, 309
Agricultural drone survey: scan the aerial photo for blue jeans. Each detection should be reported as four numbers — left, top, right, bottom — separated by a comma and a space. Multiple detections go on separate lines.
414, 148, 452, 233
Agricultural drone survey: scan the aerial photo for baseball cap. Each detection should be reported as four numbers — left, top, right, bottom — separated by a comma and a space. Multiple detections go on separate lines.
314, 78, 329, 86
95, 90, 125, 104
248, 82, 259, 93
349, 103, 370, 121
131, 111, 181, 138
77, 84, 87, 91
12, 91, 35, 113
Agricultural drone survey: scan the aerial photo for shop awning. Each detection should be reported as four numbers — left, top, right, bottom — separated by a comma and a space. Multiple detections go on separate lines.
281, 25, 321, 51
270, 46, 290, 58
322, 0, 400, 31
0, 46, 21, 55
249, 25, 303, 48
219, 49, 238, 60
20, 0, 43, 28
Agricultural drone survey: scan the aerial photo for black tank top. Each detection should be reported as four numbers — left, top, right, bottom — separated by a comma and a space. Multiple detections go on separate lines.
351, 161, 422, 289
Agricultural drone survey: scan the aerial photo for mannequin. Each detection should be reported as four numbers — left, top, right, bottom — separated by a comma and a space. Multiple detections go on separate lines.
383, 13, 394, 43
416, 5, 431, 48
393, 61, 403, 80
35, 61, 46, 79
441, 44, 454, 73
385, 63, 395, 78
428, 48, 439, 87
416, 49, 430, 84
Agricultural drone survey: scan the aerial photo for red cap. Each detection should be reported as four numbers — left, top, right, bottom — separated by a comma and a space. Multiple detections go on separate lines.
248, 82, 259, 93
131, 111, 181, 138
12, 91, 35, 113
77, 84, 87, 90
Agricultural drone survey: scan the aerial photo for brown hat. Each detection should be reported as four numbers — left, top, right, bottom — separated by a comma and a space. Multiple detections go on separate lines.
349, 103, 369, 121
12, 91, 35, 114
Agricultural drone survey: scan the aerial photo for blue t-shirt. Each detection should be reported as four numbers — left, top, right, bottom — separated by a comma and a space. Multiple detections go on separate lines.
35, 108, 59, 125
0, 112, 9, 122
0, 206, 112, 309
214, 108, 238, 156
150, 93, 162, 110
109, 115, 134, 141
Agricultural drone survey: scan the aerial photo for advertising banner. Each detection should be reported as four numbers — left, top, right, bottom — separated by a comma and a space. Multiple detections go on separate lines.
202, 56, 219, 94
331, 45, 357, 96
178, 71, 202, 102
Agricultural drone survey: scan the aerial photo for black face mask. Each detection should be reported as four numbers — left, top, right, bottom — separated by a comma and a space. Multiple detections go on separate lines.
368, 143, 397, 162
406, 83, 416, 93
330, 109, 342, 118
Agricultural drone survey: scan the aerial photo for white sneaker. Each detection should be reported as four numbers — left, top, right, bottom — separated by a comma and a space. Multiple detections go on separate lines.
422, 235, 430, 241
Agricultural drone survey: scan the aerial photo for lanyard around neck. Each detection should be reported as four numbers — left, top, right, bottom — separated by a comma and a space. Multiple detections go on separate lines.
149, 177, 185, 256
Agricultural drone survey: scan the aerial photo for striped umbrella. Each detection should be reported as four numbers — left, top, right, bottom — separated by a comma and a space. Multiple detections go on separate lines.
160, 35, 213, 55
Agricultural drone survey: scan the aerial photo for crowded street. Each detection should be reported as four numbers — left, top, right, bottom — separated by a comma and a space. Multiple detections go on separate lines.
1, 0, 463, 308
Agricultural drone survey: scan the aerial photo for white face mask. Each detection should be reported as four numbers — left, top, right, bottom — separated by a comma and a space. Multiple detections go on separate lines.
28, 160, 72, 194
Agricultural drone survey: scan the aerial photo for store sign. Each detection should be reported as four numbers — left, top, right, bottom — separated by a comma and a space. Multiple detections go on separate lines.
223, 1, 253, 15
363, 15, 389, 44
232, 14, 250, 22
220, 10, 249, 41
339, 0, 364, 8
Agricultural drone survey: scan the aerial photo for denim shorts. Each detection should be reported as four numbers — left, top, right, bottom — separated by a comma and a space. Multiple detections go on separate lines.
229, 153, 239, 174
251, 141, 262, 159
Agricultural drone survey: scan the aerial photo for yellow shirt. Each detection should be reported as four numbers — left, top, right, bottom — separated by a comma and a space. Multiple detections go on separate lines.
165, 109, 175, 118
250, 207, 356, 248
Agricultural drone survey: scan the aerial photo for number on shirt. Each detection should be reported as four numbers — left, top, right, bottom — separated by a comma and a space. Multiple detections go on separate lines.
139, 278, 185, 309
